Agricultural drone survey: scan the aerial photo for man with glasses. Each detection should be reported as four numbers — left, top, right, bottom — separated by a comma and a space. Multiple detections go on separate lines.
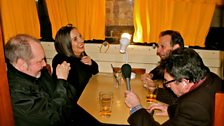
125, 48, 223, 126
141, 30, 184, 104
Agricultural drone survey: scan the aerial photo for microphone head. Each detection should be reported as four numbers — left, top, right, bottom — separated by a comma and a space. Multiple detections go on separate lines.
119, 38, 130, 54
121, 64, 132, 78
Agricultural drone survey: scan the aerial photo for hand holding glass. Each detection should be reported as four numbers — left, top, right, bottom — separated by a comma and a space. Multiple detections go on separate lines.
146, 80, 161, 103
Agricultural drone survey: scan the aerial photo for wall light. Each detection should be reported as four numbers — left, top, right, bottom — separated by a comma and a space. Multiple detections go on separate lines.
120, 33, 131, 54
120, 33, 131, 64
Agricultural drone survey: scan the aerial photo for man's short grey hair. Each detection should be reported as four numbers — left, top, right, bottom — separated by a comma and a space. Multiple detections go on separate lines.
5, 34, 40, 64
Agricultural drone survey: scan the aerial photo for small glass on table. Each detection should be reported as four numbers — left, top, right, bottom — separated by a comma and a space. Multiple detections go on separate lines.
146, 80, 162, 103
146, 86, 157, 103
99, 91, 113, 118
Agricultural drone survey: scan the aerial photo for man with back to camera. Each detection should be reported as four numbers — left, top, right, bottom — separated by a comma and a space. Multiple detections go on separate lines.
4, 34, 74, 126
141, 30, 184, 104
125, 48, 223, 126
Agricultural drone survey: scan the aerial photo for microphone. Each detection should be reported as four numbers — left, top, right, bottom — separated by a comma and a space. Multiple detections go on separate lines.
121, 64, 132, 90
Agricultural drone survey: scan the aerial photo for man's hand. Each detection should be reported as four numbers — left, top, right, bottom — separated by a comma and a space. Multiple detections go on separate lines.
56, 61, 71, 80
141, 73, 156, 89
147, 103, 168, 116
125, 90, 141, 108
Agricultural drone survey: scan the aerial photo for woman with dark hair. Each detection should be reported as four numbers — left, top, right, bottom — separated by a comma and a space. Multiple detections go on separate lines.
52, 24, 99, 102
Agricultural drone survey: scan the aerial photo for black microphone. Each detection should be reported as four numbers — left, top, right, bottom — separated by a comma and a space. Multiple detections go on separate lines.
121, 64, 132, 91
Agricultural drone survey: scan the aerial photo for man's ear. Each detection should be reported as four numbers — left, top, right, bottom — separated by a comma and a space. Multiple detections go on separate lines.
181, 79, 189, 84
172, 44, 180, 50
181, 79, 192, 92
16, 58, 28, 71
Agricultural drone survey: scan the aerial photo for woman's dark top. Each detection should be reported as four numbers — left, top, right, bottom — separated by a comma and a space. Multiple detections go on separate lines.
52, 52, 99, 102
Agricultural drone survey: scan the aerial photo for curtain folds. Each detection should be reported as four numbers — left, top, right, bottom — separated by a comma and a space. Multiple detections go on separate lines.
133, 0, 216, 47
216, 0, 224, 5
45, 0, 105, 40
0, 0, 40, 43
0, 0, 219, 46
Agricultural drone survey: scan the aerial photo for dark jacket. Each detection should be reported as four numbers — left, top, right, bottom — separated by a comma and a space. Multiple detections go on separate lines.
7, 63, 71, 126
128, 72, 223, 126
52, 52, 99, 102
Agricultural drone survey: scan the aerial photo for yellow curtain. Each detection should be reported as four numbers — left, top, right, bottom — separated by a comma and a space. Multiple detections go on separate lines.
0, 0, 40, 43
216, 0, 224, 5
46, 0, 105, 40
133, 0, 216, 47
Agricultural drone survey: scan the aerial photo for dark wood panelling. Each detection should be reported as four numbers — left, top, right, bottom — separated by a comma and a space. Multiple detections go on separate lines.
0, 11, 14, 126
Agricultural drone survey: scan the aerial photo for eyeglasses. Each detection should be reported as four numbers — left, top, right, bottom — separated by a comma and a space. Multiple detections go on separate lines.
163, 79, 176, 87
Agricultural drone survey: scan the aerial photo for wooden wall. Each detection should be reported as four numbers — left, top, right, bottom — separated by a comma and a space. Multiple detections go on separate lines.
0, 13, 14, 126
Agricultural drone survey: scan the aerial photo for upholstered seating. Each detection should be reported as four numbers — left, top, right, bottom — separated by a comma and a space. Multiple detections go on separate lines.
214, 92, 224, 126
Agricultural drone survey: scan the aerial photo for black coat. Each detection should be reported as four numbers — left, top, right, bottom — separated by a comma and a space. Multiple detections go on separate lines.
7, 63, 71, 126
128, 72, 223, 126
